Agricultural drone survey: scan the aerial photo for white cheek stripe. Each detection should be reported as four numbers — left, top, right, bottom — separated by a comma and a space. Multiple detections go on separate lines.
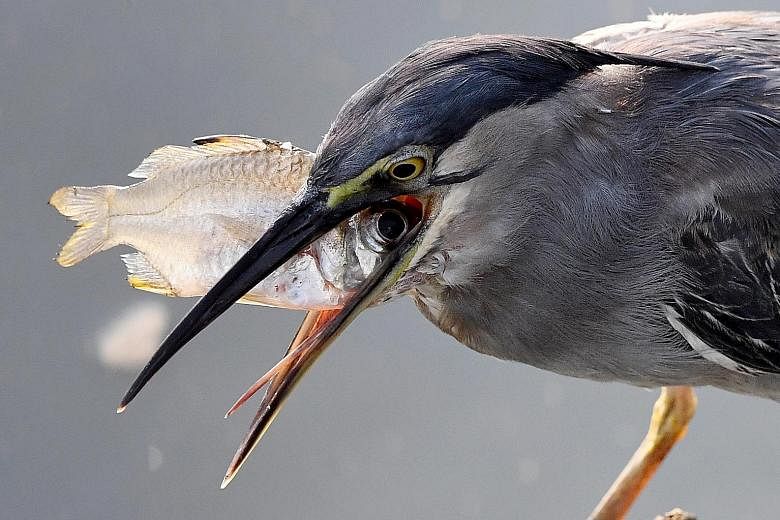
664, 305, 758, 375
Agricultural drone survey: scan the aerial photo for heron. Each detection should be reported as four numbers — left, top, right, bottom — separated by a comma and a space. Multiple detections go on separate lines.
115, 11, 779, 519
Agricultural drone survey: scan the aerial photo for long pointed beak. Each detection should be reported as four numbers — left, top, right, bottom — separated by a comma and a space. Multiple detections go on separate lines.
118, 192, 351, 412
219, 215, 424, 487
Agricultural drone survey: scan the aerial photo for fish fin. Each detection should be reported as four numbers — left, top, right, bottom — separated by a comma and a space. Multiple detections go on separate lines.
193, 134, 267, 151
193, 135, 312, 156
127, 136, 312, 179
49, 185, 113, 267
237, 294, 277, 306
128, 145, 206, 179
121, 252, 176, 296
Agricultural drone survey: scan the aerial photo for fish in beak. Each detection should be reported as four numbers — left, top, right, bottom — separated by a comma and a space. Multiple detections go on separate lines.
117, 190, 428, 484
117, 191, 349, 412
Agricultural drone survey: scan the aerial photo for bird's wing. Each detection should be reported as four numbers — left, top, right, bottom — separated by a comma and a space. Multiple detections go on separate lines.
572, 11, 780, 49
575, 10, 780, 375
668, 216, 780, 375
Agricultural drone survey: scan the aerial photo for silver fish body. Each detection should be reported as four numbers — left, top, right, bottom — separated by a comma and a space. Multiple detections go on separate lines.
50, 135, 396, 309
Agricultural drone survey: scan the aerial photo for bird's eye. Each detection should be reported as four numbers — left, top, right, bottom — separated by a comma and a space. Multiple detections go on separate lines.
388, 157, 425, 181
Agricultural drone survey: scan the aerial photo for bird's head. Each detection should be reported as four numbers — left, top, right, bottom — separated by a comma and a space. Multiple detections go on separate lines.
117, 36, 716, 482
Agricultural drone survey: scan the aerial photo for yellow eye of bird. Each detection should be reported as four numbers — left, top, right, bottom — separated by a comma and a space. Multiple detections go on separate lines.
388, 156, 426, 181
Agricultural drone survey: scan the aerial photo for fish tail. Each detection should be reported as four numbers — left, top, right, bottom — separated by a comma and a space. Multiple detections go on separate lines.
49, 185, 114, 267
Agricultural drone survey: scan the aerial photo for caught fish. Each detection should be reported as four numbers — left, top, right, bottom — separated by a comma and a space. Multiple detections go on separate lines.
49, 135, 415, 310
50, 133, 429, 487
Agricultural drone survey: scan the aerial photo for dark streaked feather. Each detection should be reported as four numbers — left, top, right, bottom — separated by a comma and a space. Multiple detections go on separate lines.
672, 217, 780, 374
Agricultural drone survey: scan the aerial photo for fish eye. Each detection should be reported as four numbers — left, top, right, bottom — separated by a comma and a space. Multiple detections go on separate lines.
360, 206, 410, 253
388, 157, 425, 181
376, 209, 408, 242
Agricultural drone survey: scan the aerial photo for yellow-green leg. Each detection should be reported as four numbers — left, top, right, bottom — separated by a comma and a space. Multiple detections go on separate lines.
589, 386, 698, 520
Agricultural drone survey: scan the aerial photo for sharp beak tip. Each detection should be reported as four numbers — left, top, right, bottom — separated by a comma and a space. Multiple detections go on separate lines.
219, 474, 233, 490
224, 398, 244, 418
117, 391, 135, 413
221, 458, 244, 489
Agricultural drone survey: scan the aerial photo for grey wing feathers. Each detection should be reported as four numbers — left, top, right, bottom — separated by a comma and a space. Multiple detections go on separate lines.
602, 11, 780, 375
573, 11, 780, 49
670, 218, 780, 374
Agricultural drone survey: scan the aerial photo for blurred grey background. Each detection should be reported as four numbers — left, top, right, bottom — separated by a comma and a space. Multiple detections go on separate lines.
2, 1, 778, 519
